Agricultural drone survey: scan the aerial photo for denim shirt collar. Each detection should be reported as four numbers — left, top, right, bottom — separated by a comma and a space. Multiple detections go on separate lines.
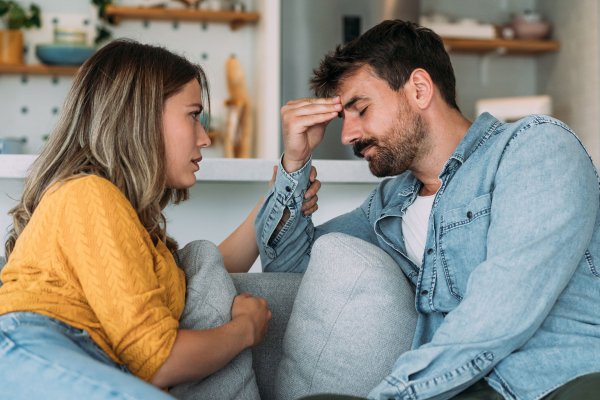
441, 112, 502, 177
385, 112, 502, 215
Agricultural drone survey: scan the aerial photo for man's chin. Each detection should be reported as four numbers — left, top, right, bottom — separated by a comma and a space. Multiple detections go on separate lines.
367, 160, 405, 178
367, 161, 391, 178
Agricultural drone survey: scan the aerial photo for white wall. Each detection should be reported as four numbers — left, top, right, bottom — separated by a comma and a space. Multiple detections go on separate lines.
538, 0, 600, 165
421, 0, 539, 119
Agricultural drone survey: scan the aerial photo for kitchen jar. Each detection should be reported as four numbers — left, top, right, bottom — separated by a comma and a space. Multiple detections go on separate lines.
0, 137, 27, 154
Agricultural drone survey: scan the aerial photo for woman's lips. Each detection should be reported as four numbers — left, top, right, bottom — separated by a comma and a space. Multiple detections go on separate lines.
191, 157, 202, 170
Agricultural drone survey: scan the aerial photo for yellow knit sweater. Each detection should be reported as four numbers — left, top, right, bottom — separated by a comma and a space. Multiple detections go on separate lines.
0, 175, 186, 381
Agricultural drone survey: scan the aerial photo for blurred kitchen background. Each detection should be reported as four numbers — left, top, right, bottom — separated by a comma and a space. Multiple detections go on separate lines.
0, 0, 598, 265
0, 0, 598, 163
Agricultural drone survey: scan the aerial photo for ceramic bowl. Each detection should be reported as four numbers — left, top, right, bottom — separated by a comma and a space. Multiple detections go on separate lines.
512, 17, 552, 40
35, 43, 96, 66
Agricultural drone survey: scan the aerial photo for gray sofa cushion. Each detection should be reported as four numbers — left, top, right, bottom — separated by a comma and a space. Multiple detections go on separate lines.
232, 272, 302, 400
276, 232, 418, 400
169, 240, 260, 400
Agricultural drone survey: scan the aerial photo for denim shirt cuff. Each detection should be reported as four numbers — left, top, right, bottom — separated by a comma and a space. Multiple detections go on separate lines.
369, 376, 410, 400
273, 154, 312, 207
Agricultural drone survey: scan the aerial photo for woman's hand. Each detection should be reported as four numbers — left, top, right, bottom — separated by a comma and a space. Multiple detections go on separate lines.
302, 166, 321, 216
231, 293, 272, 347
152, 294, 272, 388
269, 165, 321, 217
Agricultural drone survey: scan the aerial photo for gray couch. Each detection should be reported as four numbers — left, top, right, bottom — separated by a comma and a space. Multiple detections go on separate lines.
0, 256, 300, 400
0, 233, 417, 400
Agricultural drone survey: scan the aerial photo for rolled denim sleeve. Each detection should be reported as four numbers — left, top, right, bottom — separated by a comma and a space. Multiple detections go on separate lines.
369, 123, 599, 399
255, 156, 315, 272
255, 156, 379, 273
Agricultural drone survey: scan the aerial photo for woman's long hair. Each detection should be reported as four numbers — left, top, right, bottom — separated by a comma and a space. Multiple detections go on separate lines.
5, 39, 210, 258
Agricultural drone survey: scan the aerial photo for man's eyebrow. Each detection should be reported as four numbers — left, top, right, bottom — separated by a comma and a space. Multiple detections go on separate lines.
342, 96, 365, 110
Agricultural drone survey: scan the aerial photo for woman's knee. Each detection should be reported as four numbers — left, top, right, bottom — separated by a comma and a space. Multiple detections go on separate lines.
177, 240, 226, 278
177, 241, 237, 330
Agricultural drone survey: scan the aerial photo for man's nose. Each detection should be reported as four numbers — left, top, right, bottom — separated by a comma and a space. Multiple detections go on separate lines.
341, 116, 360, 146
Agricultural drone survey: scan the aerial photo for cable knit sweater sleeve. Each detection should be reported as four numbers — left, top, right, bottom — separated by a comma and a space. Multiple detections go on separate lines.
56, 176, 183, 381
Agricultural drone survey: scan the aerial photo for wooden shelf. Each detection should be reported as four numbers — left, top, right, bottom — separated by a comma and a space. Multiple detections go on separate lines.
105, 5, 259, 30
0, 64, 79, 76
442, 37, 560, 54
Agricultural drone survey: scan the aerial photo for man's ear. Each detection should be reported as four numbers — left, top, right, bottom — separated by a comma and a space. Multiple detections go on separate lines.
407, 68, 434, 110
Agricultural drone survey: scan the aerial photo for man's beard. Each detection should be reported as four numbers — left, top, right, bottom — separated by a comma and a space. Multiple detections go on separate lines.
353, 110, 428, 177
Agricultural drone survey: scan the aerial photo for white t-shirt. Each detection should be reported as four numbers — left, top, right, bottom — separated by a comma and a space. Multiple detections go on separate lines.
402, 194, 435, 267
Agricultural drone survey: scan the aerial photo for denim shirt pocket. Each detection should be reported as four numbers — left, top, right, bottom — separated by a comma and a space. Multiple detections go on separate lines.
438, 193, 492, 303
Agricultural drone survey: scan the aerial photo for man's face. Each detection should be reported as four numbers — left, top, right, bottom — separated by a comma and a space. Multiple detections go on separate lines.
337, 66, 428, 177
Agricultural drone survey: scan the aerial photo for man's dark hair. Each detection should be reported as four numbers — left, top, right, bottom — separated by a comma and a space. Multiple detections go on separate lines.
310, 19, 459, 110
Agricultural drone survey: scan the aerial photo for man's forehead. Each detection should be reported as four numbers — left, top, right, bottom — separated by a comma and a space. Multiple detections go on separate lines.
336, 66, 382, 102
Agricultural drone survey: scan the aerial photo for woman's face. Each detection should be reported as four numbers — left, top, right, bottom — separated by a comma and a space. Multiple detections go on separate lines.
163, 79, 211, 189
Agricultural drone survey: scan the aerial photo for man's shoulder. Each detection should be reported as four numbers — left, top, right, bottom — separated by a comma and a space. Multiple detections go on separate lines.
495, 114, 576, 144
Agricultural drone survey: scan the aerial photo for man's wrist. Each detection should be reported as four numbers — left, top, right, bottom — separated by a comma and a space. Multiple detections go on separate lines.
282, 155, 309, 173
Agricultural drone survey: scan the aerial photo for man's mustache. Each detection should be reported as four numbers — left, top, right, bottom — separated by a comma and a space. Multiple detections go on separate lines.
353, 139, 377, 158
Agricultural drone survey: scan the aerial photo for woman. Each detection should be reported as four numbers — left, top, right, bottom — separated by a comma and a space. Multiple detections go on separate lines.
0, 39, 319, 399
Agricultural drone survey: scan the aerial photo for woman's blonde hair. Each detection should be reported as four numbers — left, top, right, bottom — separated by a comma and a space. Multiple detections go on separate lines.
5, 39, 210, 258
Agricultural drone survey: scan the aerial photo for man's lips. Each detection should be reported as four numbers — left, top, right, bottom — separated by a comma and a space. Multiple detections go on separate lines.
360, 144, 375, 159
353, 140, 376, 159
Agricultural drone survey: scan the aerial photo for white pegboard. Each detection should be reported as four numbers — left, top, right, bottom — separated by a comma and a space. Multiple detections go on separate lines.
0, 0, 257, 156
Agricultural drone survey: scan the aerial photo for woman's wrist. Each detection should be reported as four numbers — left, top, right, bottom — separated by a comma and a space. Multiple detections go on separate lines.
228, 316, 255, 349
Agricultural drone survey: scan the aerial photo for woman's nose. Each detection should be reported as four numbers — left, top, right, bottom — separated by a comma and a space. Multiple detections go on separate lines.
197, 125, 211, 148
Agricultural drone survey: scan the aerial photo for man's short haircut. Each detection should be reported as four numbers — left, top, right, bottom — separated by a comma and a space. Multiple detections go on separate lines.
310, 19, 459, 111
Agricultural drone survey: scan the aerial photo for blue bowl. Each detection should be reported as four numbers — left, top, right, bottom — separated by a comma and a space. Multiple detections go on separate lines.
35, 43, 96, 66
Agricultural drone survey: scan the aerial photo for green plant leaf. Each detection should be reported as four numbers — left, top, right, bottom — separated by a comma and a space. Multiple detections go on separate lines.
1, 1, 41, 29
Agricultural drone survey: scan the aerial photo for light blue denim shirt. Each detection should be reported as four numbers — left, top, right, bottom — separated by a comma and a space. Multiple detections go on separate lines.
255, 113, 600, 400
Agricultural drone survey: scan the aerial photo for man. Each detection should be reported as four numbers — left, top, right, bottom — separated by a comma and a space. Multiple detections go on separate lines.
255, 20, 600, 400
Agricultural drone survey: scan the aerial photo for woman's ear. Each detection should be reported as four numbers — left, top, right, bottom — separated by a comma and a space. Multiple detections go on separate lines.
407, 68, 434, 110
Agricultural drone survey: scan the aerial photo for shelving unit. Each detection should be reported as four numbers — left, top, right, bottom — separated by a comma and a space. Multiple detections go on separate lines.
442, 37, 560, 54
0, 154, 380, 183
0, 64, 79, 76
105, 5, 260, 30
0, 6, 261, 76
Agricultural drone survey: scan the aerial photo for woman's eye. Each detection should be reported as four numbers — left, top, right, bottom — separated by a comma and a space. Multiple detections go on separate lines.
191, 111, 202, 121
359, 107, 368, 117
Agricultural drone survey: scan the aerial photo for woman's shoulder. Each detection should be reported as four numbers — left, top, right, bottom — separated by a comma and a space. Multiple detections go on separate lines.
40, 175, 142, 229
47, 175, 125, 202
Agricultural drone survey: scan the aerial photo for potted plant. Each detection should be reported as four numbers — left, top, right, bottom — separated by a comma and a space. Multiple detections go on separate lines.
0, 1, 41, 64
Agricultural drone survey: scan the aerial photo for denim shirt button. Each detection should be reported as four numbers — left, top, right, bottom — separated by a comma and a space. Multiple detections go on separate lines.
285, 186, 292, 192
467, 210, 473, 219
427, 248, 434, 255
421, 289, 429, 296
266, 248, 276, 258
